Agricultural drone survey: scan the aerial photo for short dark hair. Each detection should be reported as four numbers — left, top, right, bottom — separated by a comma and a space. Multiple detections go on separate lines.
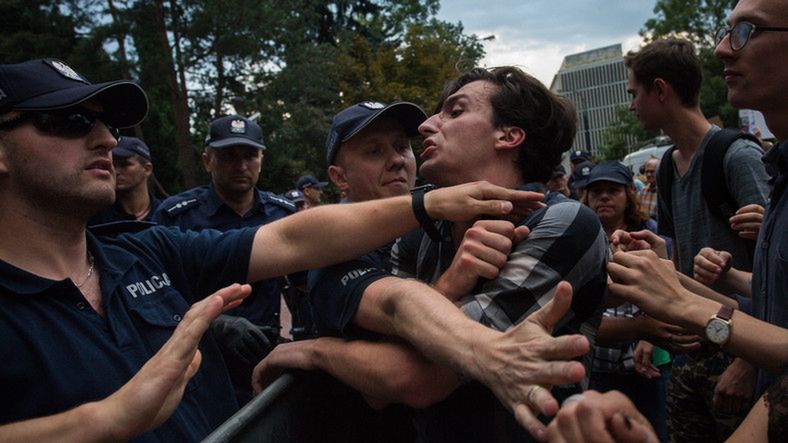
624, 39, 702, 107
436, 67, 577, 184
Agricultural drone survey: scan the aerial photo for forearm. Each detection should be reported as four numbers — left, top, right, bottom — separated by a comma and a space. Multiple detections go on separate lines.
594, 317, 643, 346
371, 278, 498, 382
718, 268, 752, 298
313, 337, 459, 408
249, 196, 417, 280
0, 403, 116, 443
677, 272, 738, 308
678, 292, 788, 373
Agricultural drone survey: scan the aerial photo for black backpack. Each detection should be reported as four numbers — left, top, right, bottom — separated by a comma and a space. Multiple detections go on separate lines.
657, 128, 761, 256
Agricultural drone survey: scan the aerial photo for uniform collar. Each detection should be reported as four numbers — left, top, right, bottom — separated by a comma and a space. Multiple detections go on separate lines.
204, 184, 264, 217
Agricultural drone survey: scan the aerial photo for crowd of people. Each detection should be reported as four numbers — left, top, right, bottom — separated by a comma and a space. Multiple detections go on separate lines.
0, 0, 785, 441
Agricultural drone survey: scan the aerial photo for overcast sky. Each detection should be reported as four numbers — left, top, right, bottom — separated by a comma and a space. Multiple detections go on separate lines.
435, 0, 658, 86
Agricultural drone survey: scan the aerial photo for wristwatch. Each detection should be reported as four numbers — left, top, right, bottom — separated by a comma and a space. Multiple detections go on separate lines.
705, 304, 734, 345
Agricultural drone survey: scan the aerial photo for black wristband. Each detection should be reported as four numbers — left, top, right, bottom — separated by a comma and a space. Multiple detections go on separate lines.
410, 184, 444, 242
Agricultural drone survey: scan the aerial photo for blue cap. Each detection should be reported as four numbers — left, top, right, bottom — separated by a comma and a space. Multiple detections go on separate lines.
570, 150, 591, 162
325, 101, 427, 165
113, 136, 151, 162
284, 189, 306, 203
296, 175, 328, 190
586, 161, 633, 187
0, 59, 148, 128
205, 115, 266, 150
571, 160, 595, 189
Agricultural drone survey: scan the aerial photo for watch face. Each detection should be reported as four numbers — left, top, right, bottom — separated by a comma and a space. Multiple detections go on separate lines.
705, 318, 731, 345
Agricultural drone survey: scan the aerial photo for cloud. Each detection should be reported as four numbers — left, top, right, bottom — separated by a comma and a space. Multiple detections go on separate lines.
438, 0, 654, 85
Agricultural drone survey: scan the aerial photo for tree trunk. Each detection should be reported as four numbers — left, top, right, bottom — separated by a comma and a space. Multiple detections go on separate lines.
107, 0, 145, 140
154, 0, 197, 188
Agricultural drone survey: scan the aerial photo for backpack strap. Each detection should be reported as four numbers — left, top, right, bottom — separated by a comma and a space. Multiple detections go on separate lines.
656, 145, 677, 222
701, 128, 761, 220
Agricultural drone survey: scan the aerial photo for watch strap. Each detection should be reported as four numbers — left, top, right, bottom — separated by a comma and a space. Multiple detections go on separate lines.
717, 304, 734, 321
410, 184, 444, 242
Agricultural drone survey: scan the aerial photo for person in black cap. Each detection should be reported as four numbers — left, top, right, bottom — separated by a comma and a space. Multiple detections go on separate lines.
568, 159, 594, 200
570, 149, 592, 168
254, 69, 606, 442
580, 161, 689, 441
284, 189, 308, 211
295, 175, 328, 208
152, 114, 299, 404
546, 164, 570, 196
0, 59, 535, 441
89, 136, 162, 225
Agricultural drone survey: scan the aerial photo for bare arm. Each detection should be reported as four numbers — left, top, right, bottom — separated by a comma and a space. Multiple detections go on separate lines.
247, 182, 543, 281
595, 316, 701, 354
253, 337, 460, 409
0, 284, 251, 443
609, 250, 788, 373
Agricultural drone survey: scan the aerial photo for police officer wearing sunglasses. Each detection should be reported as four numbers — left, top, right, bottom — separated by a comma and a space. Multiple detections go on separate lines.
0, 59, 531, 442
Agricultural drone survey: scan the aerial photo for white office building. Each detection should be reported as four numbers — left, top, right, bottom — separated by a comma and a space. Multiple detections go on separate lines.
550, 44, 632, 156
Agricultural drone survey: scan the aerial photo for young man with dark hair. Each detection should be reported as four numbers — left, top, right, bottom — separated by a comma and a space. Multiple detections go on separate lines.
0, 58, 532, 441
625, 38, 770, 441
255, 68, 608, 441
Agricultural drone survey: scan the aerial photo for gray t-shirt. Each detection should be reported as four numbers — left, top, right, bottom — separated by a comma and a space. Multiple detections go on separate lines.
657, 126, 769, 276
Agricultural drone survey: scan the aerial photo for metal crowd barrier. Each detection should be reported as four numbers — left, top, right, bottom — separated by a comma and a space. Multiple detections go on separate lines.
201, 370, 414, 443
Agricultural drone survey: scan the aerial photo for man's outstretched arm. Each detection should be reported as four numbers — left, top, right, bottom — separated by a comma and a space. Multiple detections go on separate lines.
247, 182, 543, 281
0, 284, 252, 443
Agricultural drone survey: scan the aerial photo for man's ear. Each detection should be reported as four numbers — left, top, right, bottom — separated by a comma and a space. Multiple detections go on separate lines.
495, 126, 526, 151
0, 143, 8, 175
143, 162, 153, 178
201, 150, 212, 173
328, 164, 350, 193
653, 78, 670, 103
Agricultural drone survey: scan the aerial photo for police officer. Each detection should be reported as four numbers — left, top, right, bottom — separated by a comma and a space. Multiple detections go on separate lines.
295, 174, 328, 208
152, 114, 296, 403
0, 59, 528, 441
153, 115, 295, 332
90, 136, 162, 225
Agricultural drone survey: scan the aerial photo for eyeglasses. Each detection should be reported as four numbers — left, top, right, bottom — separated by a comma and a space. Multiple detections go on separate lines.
0, 108, 119, 139
716, 21, 788, 51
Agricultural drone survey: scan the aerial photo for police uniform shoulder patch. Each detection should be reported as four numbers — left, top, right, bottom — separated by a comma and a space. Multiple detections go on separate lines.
164, 198, 200, 216
266, 193, 297, 213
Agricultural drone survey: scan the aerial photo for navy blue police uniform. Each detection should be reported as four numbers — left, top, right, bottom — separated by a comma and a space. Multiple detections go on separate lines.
153, 185, 295, 330
307, 101, 428, 339
0, 226, 257, 442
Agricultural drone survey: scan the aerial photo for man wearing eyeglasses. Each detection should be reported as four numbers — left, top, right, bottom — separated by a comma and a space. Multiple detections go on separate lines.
714, 0, 788, 402
0, 58, 537, 442
625, 39, 770, 441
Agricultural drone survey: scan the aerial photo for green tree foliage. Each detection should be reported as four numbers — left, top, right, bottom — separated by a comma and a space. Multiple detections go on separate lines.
2, 0, 484, 195
597, 105, 659, 161
641, 0, 739, 127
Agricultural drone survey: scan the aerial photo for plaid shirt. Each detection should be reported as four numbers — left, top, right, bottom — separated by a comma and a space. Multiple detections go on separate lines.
591, 303, 639, 373
391, 191, 609, 374
638, 184, 658, 219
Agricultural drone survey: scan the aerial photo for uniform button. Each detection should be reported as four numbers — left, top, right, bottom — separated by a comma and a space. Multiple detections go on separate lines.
173, 314, 182, 322
76, 301, 86, 310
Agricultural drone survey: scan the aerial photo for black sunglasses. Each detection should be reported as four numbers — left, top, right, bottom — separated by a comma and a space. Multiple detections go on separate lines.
716, 21, 788, 51
0, 108, 119, 139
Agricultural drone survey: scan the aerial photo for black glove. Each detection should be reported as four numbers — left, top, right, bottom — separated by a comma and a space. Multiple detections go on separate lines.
211, 314, 274, 366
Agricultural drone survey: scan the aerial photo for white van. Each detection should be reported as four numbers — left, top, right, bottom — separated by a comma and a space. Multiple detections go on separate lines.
622, 144, 673, 175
